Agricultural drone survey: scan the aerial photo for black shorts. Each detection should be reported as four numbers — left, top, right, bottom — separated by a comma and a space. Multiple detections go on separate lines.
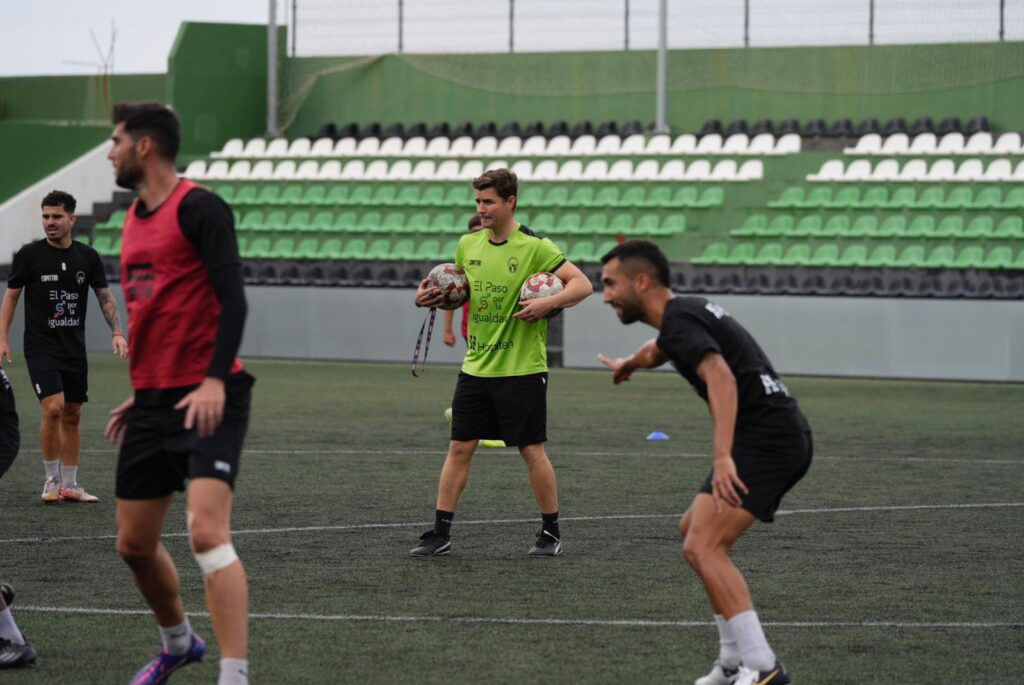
699, 431, 813, 523
451, 372, 547, 447
115, 372, 255, 500
25, 354, 88, 403
0, 377, 19, 481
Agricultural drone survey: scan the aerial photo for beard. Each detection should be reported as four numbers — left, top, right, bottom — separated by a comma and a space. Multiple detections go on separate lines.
615, 299, 645, 325
115, 164, 144, 190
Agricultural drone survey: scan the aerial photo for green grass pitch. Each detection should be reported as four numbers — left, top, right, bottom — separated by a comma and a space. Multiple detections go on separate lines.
1, 355, 1022, 683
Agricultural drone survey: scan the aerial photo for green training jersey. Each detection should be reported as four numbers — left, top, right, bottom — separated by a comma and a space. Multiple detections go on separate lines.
455, 224, 566, 377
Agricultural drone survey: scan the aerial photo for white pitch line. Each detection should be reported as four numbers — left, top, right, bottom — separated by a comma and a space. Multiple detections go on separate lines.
1, 502, 1021, 546
15, 606, 1023, 630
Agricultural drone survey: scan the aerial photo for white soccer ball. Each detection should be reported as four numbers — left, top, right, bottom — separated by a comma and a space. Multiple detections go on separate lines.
427, 263, 469, 310
520, 272, 564, 301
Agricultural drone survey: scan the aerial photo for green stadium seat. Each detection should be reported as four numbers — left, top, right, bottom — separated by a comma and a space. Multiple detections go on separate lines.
764, 215, 794, 237
836, 244, 869, 267
517, 211, 531, 226
659, 215, 686, 236
568, 240, 597, 263
921, 244, 955, 269
235, 236, 245, 254
633, 214, 661, 236
419, 187, 445, 207
97, 210, 127, 230
340, 238, 368, 260
1013, 249, 1024, 270
303, 185, 328, 205
413, 239, 441, 261
690, 242, 729, 265
231, 186, 257, 205
800, 187, 832, 208
768, 187, 804, 208
645, 187, 672, 208
579, 214, 606, 236
239, 209, 265, 232
1001, 187, 1024, 209
821, 216, 850, 237
406, 212, 431, 233
994, 216, 1024, 239
848, 216, 877, 237
394, 186, 421, 207
325, 185, 349, 206
245, 237, 272, 259
732, 215, 766, 237
556, 212, 583, 234
591, 187, 620, 207
276, 185, 304, 206
390, 238, 417, 260
316, 238, 344, 260
544, 186, 570, 207
981, 246, 1013, 269
519, 187, 544, 208
76, 234, 91, 246
347, 186, 374, 206
873, 216, 906, 238
696, 187, 724, 208
790, 216, 822, 237
443, 185, 473, 207
213, 185, 235, 203
284, 211, 312, 233
865, 244, 897, 267
566, 186, 595, 207
429, 212, 459, 234
827, 187, 860, 209
952, 245, 984, 269
616, 187, 646, 208
940, 186, 972, 209
307, 211, 334, 234
380, 212, 406, 233
263, 210, 288, 231
780, 244, 812, 266
91, 235, 114, 255
605, 213, 634, 236
358, 211, 384, 232
808, 244, 840, 267
719, 242, 756, 265
962, 217, 992, 239
905, 216, 935, 239
372, 186, 398, 206
666, 186, 696, 208
530, 211, 556, 232
332, 211, 358, 233
269, 238, 296, 259
856, 186, 889, 209
594, 241, 618, 261
749, 243, 784, 266
895, 244, 927, 268
933, 216, 965, 239
912, 186, 944, 209
437, 239, 460, 261
255, 186, 280, 205
885, 187, 916, 209
970, 187, 1001, 210
294, 238, 320, 259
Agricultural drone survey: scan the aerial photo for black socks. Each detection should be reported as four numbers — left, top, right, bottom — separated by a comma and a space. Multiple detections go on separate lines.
435, 509, 454, 538
542, 512, 560, 539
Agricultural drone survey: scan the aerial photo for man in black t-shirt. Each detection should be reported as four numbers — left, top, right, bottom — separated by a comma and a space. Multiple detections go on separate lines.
0, 190, 129, 503
597, 241, 811, 685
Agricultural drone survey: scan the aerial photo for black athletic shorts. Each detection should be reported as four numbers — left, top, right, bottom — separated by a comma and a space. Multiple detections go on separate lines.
115, 372, 255, 500
0, 372, 19, 481
699, 430, 813, 523
25, 354, 88, 403
451, 371, 547, 447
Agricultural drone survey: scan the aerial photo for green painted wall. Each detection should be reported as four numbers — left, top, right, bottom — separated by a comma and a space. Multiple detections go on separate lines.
0, 74, 164, 123
283, 42, 1024, 136
0, 122, 109, 203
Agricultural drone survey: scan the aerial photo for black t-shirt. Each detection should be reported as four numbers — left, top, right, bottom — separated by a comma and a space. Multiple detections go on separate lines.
656, 296, 810, 440
7, 239, 108, 360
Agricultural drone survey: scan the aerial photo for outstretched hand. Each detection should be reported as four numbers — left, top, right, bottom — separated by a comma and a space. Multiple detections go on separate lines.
597, 353, 635, 384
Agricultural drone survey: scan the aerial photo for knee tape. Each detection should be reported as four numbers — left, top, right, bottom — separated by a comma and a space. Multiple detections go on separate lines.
194, 544, 239, 575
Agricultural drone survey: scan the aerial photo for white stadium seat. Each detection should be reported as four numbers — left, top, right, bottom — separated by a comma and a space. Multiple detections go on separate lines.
896, 159, 927, 182
845, 159, 873, 182
1012, 160, 1024, 181
773, 133, 801, 155
460, 160, 484, 180
670, 134, 697, 154
569, 135, 596, 156
271, 160, 297, 180
545, 135, 571, 156
339, 160, 365, 180
683, 159, 711, 181
737, 159, 763, 180
644, 134, 671, 155
435, 160, 461, 181
925, 158, 955, 182
981, 158, 1011, 182
710, 159, 738, 181
205, 160, 230, 180
184, 160, 207, 178
844, 133, 881, 155
594, 135, 623, 156
633, 159, 660, 181
556, 159, 583, 180
907, 133, 937, 156
378, 136, 405, 156
496, 136, 523, 157
721, 134, 749, 155
485, 159, 508, 172
936, 132, 965, 156
993, 132, 1022, 154
295, 160, 320, 180
410, 160, 436, 180
607, 159, 634, 181
386, 159, 412, 180
880, 133, 909, 155
355, 137, 380, 156
695, 134, 722, 155
619, 134, 646, 155
581, 160, 609, 180
317, 160, 342, 180
310, 137, 335, 157
871, 159, 900, 182
532, 160, 559, 181
248, 160, 273, 180
520, 135, 548, 156
212, 138, 244, 158
402, 136, 427, 157
510, 160, 534, 179
333, 137, 357, 156
963, 132, 993, 155
807, 159, 844, 181
448, 136, 475, 157
952, 158, 983, 182
423, 137, 451, 157
265, 138, 290, 157
288, 138, 312, 157
659, 160, 685, 180
747, 133, 775, 155
472, 136, 498, 158
363, 160, 389, 180
240, 138, 266, 158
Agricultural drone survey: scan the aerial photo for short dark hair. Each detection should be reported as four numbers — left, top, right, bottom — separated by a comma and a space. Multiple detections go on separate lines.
472, 168, 517, 202
41, 190, 77, 214
600, 239, 671, 287
467, 214, 482, 230
112, 101, 181, 160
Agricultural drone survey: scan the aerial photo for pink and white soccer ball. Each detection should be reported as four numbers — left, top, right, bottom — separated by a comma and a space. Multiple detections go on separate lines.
427, 263, 469, 310
520, 272, 564, 301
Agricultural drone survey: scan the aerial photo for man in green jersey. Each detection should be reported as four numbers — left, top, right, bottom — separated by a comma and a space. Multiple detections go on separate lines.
412, 168, 593, 557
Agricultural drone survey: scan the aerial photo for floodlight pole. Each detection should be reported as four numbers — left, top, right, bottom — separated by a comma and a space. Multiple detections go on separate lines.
267, 0, 279, 137
509, 0, 515, 53
624, 0, 630, 50
398, 0, 404, 53
1000, 0, 1005, 41
868, 0, 875, 46
654, 0, 669, 134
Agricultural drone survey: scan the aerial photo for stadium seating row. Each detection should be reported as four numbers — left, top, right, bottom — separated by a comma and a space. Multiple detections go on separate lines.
808, 158, 1024, 183
844, 132, 1022, 156
195, 184, 724, 211
692, 242, 1024, 269
186, 158, 763, 183
731, 214, 1024, 240
210, 133, 801, 160
769, 185, 1024, 210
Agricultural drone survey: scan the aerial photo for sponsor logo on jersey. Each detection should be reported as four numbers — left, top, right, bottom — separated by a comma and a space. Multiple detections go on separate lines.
75, 270, 86, 286
507, 256, 519, 273
41, 274, 58, 282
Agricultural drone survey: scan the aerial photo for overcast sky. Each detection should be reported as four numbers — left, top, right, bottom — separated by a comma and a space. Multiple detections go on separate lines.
1, 0, 1019, 77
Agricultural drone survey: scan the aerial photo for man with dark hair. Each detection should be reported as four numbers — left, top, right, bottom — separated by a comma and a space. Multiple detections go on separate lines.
597, 240, 811, 685
104, 101, 253, 685
0, 190, 128, 503
412, 168, 593, 557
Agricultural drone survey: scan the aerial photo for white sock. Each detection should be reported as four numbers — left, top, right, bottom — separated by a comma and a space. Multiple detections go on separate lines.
61, 465, 78, 486
219, 658, 249, 684
158, 618, 192, 655
43, 459, 61, 481
728, 610, 776, 672
0, 608, 25, 645
713, 613, 741, 668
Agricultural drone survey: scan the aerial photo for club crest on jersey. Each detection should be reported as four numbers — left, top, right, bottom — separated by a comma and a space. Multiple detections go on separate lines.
75, 271, 86, 286
507, 257, 519, 273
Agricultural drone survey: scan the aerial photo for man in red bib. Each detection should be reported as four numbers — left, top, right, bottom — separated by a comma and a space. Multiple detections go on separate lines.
105, 102, 253, 685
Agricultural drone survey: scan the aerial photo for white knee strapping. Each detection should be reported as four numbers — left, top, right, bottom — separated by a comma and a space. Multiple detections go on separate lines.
194, 544, 238, 575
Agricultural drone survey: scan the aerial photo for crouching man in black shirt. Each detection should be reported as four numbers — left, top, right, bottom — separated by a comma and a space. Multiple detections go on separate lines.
598, 240, 811, 685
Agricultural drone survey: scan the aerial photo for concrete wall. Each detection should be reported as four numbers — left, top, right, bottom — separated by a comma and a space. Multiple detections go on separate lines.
3, 286, 1014, 383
